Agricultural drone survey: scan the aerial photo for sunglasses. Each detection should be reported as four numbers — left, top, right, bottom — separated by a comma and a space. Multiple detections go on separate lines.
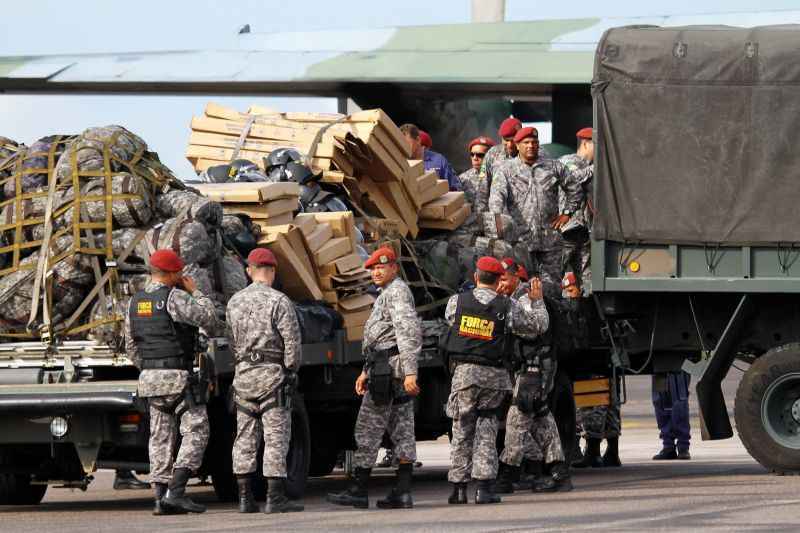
470, 152, 487, 159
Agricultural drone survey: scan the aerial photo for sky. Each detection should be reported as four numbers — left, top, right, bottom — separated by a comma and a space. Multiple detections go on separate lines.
1, 0, 797, 176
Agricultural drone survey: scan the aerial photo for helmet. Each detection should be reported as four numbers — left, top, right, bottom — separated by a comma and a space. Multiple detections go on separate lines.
264, 148, 305, 182
284, 162, 320, 186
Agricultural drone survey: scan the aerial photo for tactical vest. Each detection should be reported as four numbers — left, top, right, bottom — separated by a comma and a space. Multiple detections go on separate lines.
445, 291, 509, 368
129, 286, 197, 370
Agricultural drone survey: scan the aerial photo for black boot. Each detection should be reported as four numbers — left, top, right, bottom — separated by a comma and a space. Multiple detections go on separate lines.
377, 463, 413, 509
602, 437, 622, 467
531, 461, 556, 493
495, 463, 518, 494
677, 448, 691, 460
514, 460, 535, 491
114, 470, 150, 490
653, 447, 678, 460
264, 477, 304, 514
162, 468, 205, 514
551, 461, 574, 492
237, 475, 259, 513
448, 482, 468, 504
152, 483, 173, 516
572, 438, 603, 468
474, 479, 501, 504
327, 466, 370, 509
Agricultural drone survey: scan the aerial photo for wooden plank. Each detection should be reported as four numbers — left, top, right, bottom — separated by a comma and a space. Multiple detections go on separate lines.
420, 192, 466, 220
192, 181, 299, 203
416, 170, 438, 192
222, 198, 298, 219
418, 203, 470, 230
419, 179, 449, 205
574, 392, 611, 408
314, 237, 352, 265
573, 378, 611, 394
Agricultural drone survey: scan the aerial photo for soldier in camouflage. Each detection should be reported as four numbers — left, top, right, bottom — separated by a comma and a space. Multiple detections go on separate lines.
489, 127, 582, 287
327, 246, 422, 510
442, 256, 549, 505
574, 405, 622, 468
226, 247, 304, 514
459, 136, 497, 222
125, 249, 219, 515
559, 127, 595, 295
479, 117, 522, 195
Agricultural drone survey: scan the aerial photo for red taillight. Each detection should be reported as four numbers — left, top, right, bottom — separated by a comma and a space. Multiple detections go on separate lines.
118, 413, 141, 425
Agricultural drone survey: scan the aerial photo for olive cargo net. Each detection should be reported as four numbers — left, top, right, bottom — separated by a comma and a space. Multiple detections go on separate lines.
0, 127, 179, 342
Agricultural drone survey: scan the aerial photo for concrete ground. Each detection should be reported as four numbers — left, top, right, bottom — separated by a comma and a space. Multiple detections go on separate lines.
4, 372, 798, 532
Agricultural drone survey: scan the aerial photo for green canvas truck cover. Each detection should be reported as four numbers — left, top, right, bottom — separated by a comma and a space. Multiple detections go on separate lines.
593, 24, 800, 245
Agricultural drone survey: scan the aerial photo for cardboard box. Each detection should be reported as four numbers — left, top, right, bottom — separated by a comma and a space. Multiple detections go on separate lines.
416, 170, 438, 192
406, 159, 424, 178
253, 211, 294, 227
420, 191, 466, 220
322, 290, 339, 304
339, 293, 376, 313
419, 179, 449, 205
296, 211, 360, 251
193, 181, 299, 203
222, 197, 298, 219
320, 268, 372, 291
346, 325, 365, 342
314, 237, 352, 265
358, 176, 409, 236
334, 253, 364, 274
291, 214, 317, 237
304, 223, 333, 253
418, 203, 471, 230
261, 232, 322, 301
341, 310, 371, 329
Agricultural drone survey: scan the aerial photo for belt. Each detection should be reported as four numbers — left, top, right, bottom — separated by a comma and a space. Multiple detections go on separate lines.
365, 345, 400, 362
248, 351, 284, 365
140, 357, 190, 370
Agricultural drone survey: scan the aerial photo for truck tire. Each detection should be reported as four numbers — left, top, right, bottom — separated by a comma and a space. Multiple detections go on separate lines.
735, 343, 800, 474
550, 370, 577, 462
285, 396, 311, 499
0, 474, 47, 505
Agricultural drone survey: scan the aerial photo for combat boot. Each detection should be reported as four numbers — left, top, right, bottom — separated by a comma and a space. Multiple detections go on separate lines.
113, 470, 150, 490
264, 478, 304, 514
572, 437, 603, 468
551, 461, 574, 492
602, 437, 622, 467
474, 479, 501, 504
513, 460, 535, 491
161, 468, 206, 514
530, 461, 556, 493
152, 482, 175, 516
448, 482, 468, 504
237, 474, 259, 513
494, 463, 518, 494
652, 447, 678, 460
377, 463, 413, 509
677, 448, 691, 460
327, 466, 370, 509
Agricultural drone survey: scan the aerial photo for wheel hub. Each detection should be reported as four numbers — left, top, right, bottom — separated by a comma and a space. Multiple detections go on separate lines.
792, 399, 800, 424
762, 373, 800, 449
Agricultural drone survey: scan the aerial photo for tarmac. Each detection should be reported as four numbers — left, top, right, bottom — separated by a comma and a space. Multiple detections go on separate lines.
4, 373, 799, 532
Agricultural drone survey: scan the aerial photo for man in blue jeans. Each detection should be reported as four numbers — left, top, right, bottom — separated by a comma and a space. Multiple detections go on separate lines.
652, 371, 691, 460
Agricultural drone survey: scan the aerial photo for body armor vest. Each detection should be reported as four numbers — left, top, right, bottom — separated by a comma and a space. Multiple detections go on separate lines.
129, 286, 197, 370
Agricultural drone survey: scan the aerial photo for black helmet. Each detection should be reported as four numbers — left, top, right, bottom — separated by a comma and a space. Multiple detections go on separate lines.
204, 164, 233, 183
284, 162, 320, 185
264, 148, 304, 182
230, 158, 259, 174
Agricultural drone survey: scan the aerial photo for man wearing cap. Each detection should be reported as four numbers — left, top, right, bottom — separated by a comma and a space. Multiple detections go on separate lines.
226, 247, 304, 514
125, 249, 219, 515
479, 117, 522, 193
328, 246, 422, 509
400, 123, 461, 191
442, 256, 549, 505
559, 127, 595, 295
489, 126, 581, 287
459, 136, 496, 217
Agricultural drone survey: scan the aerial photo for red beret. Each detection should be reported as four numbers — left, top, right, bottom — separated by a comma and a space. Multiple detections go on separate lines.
476, 256, 505, 275
576, 127, 593, 140
468, 136, 496, 151
149, 249, 184, 273
498, 118, 522, 139
365, 246, 396, 268
513, 126, 539, 144
517, 265, 529, 281
247, 247, 277, 267
500, 257, 517, 272
419, 131, 432, 148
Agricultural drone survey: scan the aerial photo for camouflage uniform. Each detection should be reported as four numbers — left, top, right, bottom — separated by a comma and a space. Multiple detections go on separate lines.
558, 153, 594, 295
226, 281, 301, 478
489, 156, 581, 287
125, 281, 218, 485
478, 144, 515, 196
446, 287, 549, 483
353, 277, 422, 469
578, 405, 622, 439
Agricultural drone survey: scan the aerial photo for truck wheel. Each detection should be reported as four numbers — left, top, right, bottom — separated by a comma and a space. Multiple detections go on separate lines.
735, 343, 800, 474
0, 474, 47, 505
550, 370, 577, 462
285, 396, 311, 499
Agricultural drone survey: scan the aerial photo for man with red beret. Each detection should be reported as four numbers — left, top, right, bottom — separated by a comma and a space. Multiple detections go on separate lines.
125, 249, 219, 515
400, 123, 461, 191
419, 130, 433, 149
478, 117, 522, 192
441, 256, 549, 505
328, 246, 422, 509
226, 247, 304, 514
558, 127, 595, 296
459, 136, 497, 218
489, 126, 582, 287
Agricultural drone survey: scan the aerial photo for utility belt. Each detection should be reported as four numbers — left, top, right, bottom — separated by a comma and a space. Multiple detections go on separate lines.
364, 345, 408, 406
449, 353, 507, 369
149, 372, 207, 417
247, 350, 284, 365
140, 356, 192, 371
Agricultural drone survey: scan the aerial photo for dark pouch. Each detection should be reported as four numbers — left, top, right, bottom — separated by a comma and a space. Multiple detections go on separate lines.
368, 358, 394, 406
513, 371, 543, 414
